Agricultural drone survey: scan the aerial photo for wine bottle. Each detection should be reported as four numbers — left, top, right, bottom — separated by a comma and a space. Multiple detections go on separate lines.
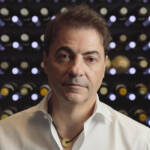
0, 106, 18, 120
0, 82, 17, 97
111, 55, 131, 73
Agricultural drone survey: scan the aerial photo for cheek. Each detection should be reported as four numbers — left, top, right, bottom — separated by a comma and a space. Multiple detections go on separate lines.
88, 66, 105, 88
47, 63, 68, 81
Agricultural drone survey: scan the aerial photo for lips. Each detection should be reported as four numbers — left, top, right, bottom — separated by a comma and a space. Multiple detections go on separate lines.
62, 83, 85, 88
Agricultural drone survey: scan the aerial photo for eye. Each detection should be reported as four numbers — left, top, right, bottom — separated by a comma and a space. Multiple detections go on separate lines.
86, 56, 97, 64
88, 57, 95, 62
56, 52, 70, 63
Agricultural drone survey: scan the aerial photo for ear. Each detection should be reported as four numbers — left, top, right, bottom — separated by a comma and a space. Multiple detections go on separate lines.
42, 51, 48, 74
104, 55, 108, 67
103, 55, 108, 77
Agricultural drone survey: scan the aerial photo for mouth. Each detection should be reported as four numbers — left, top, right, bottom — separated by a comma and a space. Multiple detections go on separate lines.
62, 83, 86, 88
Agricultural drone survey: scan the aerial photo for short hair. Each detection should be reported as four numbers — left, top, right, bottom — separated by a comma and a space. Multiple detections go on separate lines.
44, 4, 112, 56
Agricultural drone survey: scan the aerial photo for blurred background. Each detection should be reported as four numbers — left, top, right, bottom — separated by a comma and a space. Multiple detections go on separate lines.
0, 0, 150, 128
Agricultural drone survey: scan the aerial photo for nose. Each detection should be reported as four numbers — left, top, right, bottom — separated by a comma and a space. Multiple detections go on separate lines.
68, 56, 84, 78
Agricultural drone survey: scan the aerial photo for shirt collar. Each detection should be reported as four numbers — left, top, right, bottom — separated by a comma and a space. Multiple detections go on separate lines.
36, 91, 112, 123
92, 94, 112, 123
37, 91, 52, 115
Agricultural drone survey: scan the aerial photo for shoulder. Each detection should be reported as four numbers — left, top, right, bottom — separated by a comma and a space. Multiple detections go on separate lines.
0, 93, 51, 136
0, 101, 52, 149
0, 103, 50, 141
0, 104, 41, 132
101, 102, 150, 137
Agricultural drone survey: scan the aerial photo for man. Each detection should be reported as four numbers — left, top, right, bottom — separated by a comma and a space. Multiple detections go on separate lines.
0, 4, 150, 150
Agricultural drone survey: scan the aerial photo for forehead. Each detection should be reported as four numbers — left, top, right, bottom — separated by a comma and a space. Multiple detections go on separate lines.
51, 27, 104, 55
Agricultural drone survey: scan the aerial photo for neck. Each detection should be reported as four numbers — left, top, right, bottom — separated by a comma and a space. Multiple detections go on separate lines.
48, 93, 96, 138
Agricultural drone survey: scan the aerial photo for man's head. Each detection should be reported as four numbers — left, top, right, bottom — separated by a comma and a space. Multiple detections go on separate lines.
43, 4, 111, 105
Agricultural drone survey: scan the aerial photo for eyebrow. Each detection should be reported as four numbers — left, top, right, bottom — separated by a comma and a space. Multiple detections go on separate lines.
82, 51, 100, 57
55, 46, 101, 57
55, 46, 73, 56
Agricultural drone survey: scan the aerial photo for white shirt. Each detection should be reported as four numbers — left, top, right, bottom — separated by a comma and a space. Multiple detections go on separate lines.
0, 92, 150, 150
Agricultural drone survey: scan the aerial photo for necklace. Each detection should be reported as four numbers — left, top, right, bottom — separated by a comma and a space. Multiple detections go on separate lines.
52, 121, 83, 148
48, 100, 83, 148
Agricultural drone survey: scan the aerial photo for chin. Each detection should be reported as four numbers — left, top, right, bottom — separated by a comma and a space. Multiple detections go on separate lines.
63, 93, 87, 104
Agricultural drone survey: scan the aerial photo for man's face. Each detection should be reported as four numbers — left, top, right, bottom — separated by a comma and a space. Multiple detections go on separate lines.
43, 27, 108, 105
